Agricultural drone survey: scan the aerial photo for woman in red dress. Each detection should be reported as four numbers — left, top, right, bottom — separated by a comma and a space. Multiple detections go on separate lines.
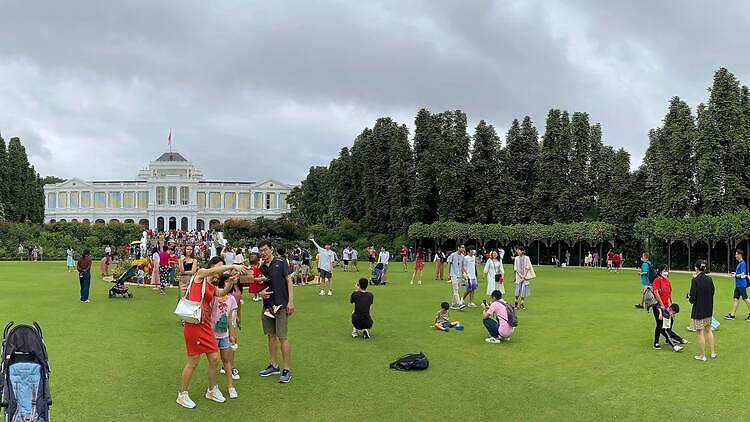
410, 251, 425, 286
176, 256, 246, 409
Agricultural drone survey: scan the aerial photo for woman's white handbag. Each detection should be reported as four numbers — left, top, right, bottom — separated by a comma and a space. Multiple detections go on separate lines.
174, 276, 205, 324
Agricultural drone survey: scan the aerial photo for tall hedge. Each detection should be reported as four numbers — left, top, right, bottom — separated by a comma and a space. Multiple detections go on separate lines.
408, 221, 615, 243
634, 211, 750, 242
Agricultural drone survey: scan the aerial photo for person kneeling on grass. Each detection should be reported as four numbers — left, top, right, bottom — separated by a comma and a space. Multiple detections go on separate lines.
481, 290, 514, 344
351, 278, 374, 339
433, 302, 463, 331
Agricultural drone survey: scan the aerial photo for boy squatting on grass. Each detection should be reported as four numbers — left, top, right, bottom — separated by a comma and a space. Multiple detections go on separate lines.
433, 302, 464, 331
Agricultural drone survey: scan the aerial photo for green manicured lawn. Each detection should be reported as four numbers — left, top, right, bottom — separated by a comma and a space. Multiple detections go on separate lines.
0, 261, 745, 421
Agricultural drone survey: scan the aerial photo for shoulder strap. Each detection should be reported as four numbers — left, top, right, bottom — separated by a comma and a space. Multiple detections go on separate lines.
184, 273, 198, 299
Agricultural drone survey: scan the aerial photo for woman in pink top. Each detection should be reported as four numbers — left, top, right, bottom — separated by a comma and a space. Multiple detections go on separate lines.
481, 290, 514, 344
158, 244, 172, 295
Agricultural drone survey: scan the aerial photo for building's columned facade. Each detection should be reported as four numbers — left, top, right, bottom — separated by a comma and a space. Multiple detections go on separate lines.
43, 152, 294, 231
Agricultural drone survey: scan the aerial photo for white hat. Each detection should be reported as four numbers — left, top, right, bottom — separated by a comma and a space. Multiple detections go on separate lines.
250, 247, 259, 254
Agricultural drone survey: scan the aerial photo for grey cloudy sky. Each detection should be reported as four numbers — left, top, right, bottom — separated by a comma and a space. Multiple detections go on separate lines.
2, 1, 750, 184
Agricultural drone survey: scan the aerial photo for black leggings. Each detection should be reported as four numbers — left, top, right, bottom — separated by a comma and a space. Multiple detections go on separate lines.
652, 307, 678, 347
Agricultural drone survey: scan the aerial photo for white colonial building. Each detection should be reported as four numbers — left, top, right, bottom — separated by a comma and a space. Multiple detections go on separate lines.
43, 152, 294, 231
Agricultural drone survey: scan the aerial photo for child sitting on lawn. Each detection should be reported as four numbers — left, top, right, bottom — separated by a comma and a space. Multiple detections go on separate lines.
433, 302, 462, 331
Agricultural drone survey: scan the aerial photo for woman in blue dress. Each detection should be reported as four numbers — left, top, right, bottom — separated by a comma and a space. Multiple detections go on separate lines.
66, 247, 75, 272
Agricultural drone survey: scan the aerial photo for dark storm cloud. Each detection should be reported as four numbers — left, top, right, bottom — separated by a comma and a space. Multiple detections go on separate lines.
1, 1, 749, 182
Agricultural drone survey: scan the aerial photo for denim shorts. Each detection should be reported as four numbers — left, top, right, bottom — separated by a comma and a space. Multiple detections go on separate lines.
215, 336, 230, 350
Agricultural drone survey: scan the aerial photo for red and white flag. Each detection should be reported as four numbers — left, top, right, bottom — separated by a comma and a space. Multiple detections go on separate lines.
167, 129, 172, 145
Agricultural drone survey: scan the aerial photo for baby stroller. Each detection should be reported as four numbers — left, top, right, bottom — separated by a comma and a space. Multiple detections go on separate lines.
109, 266, 136, 298
370, 263, 385, 285
0, 321, 51, 422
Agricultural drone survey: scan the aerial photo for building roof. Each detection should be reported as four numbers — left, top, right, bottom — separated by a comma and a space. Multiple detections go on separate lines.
155, 152, 188, 162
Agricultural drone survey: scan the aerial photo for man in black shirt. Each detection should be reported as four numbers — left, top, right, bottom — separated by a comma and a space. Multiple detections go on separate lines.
257, 239, 295, 383
351, 278, 374, 339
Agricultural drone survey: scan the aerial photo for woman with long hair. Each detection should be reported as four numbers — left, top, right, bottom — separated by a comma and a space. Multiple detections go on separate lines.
176, 256, 246, 409
410, 250, 425, 285
179, 244, 199, 299
76, 249, 93, 302
151, 245, 161, 288
484, 250, 504, 296
433, 249, 445, 281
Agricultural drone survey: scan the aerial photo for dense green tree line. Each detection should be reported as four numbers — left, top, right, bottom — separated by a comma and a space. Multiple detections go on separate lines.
289, 68, 750, 245
0, 134, 49, 223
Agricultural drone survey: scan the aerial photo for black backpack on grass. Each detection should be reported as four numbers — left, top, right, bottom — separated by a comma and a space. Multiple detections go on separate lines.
389, 352, 429, 371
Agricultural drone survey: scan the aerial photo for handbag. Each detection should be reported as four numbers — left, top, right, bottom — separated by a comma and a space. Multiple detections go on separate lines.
174, 275, 205, 324
524, 257, 536, 280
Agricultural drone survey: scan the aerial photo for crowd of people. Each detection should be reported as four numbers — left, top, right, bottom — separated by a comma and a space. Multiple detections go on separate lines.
635, 249, 733, 362
17, 243, 45, 262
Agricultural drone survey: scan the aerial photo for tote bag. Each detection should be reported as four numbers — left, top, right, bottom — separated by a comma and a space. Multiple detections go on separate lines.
174, 275, 205, 324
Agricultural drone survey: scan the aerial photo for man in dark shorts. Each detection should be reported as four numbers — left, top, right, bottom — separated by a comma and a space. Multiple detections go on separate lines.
723, 249, 750, 321
351, 278, 374, 339
257, 239, 295, 384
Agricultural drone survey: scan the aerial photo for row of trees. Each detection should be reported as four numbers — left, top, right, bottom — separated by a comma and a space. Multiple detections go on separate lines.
288, 67, 750, 256
0, 134, 54, 223
289, 109, 633, 232
641, 68, 750, 217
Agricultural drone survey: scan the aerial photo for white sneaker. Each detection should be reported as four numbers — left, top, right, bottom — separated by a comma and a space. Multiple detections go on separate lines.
485, 337, 501, 344
319, 290, 325, 296
231, 368, 240, 380
176, 391, 196, 409
672, 345, 683, 352
410, 281, 414, 285
352, 328, 358, 338
418, 280, 422, 285
468, 302, 477, 308
327, 290, 333, 296
219, 367, 226, 375
205, 385, 226, 403
711, 352, 718, 359
228, 387, 238, 399
681, 338, 688, 344
694, 355, 707, 362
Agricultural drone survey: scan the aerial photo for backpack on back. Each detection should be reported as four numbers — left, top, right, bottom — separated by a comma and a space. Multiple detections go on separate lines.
643, 286, 658, 311
500, 300, 519, 327
389, 352, 429, 371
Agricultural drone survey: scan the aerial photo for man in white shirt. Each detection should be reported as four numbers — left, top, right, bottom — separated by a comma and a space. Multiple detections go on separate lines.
447, 246, 467, 309
342, 247, 352, 272
378, 247, 390, 283
311, 237, 336, 296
